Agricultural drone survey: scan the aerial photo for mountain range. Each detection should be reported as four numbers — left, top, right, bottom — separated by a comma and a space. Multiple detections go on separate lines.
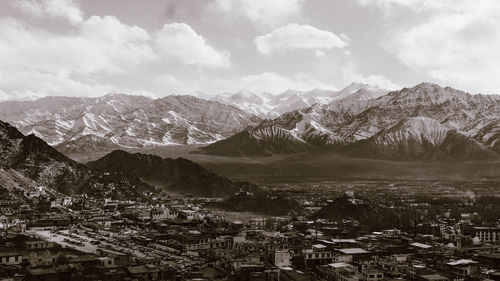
0, 120, 257, 200
212, 82, 388, 118
0, 94, 261, 149
0, 83, 387, 155
1, 82, 499, 162
204, 83, 500, 161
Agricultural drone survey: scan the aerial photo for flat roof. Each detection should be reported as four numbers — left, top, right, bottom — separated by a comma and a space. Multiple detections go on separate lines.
0, 252, 22, 257
410, 242, 432, 249
338, 248, 369, 254
328, 262, 351, 268
332, 239, 357, 243
420, 274, 448, 280
447, 259, 478, 266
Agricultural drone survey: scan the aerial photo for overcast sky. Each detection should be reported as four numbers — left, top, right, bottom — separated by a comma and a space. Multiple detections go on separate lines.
0, 0, 499, 100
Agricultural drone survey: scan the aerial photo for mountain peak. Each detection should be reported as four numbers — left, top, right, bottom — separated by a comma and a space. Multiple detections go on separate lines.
410, 82, 444, 91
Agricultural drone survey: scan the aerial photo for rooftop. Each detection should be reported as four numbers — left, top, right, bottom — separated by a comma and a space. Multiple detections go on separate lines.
447, 259, 478, 266
410, 242, 432, 249
420, 274, 448, 280
338, 248, 369, 254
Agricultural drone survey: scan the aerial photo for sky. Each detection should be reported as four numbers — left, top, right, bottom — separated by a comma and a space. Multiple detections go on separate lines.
0, 0, 499, 100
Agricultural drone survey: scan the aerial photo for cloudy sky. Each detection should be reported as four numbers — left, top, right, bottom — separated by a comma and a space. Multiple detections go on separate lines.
0, 0, 499, 100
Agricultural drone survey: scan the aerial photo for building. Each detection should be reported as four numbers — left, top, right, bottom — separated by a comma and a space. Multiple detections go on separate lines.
98, 257, 115, 267
409, 264, 432, 280
274, 250, 292, 267
0, 253, 23, 265
336, 248, 371, 262
417, 274, 448, 281
474, 227, 500, 243
303, 244, 332, 268
24, 239, 54, 250
446, 259, 479, 280
362, 269, 384, 281
327, 262, 352, 281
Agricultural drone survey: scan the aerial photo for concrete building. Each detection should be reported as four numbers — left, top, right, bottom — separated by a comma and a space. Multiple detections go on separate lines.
474, 227, 500, 243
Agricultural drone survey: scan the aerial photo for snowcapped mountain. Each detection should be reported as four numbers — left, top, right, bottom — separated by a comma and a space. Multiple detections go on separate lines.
204, 83, 500, 160
344, 117, 494, 160
337, 82, 500, 142
213, 83, 389, 118
54, 134, 118, 154
203, 86, 382, 156
0, 94, 261, 149
213, 90, 276, 118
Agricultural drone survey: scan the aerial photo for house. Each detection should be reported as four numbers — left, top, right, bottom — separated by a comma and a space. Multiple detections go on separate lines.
127, 264, 160, 280
303, 244, 333, 268
336, 248, 370, 261
409, 264, 433, 280
98, 257, 115, 267
445, 259, 479, 280
417, 275, 448, 281
0, 253, 23, 265
474, 227, 500, 243
326, 262, 353, 280
274, 250, 292, 267
28, 250, 57, 267
362, 269, 384, 281
25, 239, 54, 250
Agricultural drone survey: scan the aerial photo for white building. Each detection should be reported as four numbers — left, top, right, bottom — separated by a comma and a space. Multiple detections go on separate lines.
474, 227, 500, 243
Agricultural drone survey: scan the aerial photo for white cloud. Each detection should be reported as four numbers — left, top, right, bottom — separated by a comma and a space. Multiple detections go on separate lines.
315, 50, 326, 58
359, 0, 500, 93
210, 0, 304, 29
15, 0, 84, 24
0, 70, 114, 99
154, 23, 230, 68
0, 9, 230, 99
154, 74, 199, 95
342, 63, 399, 90
0, 89, 9, 101
255, 24, 348, 55
361, 75, 399, 90
0, 17, 153, 76
238, 72, 336, 93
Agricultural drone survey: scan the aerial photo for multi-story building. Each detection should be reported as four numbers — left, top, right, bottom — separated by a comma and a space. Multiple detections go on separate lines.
474, 227, 500, 243
303, 244, 333, 268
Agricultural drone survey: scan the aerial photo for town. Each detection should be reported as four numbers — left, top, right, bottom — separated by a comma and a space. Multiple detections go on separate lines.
1, 181, 499, 281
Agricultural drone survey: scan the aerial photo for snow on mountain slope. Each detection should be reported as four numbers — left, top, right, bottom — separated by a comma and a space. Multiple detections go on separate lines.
54, 134, 119, 154
374, 117, 448, 147
204, 83, 500, 159
0, 94, 261, 149
337, 82, 500, 142
213, 83, 390, 118
344, 117, 495, 161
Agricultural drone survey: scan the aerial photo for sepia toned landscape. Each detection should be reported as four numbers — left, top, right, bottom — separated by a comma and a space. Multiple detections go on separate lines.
1, 0, 500, 280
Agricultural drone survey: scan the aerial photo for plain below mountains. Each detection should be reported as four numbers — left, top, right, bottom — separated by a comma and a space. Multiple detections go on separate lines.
211, 192, 305, 216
